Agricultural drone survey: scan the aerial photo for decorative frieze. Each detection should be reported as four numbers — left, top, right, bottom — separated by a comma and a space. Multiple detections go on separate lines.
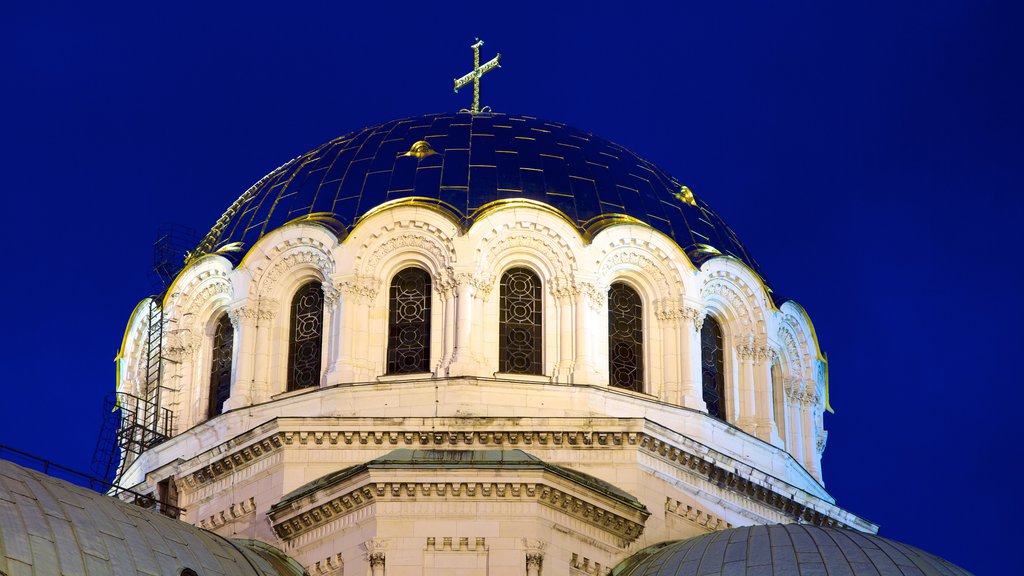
181, 434, 284, 491
271, 479, 646, 545
181, 423, 851, 529
638, 435, 843, 528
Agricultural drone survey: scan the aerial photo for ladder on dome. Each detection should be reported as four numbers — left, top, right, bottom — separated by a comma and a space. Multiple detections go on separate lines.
93, 227, 197, 489
93, 299, 174, 488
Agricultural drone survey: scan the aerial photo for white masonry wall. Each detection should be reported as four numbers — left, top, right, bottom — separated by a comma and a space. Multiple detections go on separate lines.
115, 199, 839, 575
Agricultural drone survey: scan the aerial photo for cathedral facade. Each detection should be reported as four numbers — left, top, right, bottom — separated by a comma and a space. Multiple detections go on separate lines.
75, 111, 966, 575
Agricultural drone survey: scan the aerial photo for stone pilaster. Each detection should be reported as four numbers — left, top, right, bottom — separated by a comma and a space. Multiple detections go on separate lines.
679, 305, 707, 411
448, 272, 491, 377
524, 539, 545, 576
335, 275, 378, 382
572, 280, 605, 385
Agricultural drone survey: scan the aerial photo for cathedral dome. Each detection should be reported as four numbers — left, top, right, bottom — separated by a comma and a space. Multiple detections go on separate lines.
611, 524, 972, 576
193, 112, 762, 277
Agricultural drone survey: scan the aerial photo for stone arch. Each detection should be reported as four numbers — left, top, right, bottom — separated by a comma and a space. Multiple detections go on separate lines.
475, 219, 580, 298
354, 220, 456, 283
244, 224, 337, 304
700, 268, 767, 339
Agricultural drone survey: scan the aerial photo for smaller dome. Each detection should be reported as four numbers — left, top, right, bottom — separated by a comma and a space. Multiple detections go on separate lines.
612, 524, 971, 576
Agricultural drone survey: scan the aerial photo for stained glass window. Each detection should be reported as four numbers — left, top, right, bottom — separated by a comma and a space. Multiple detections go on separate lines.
207, 313, 233, 418
387, 267, 432, 374
608, 282, 643, 392
701, 315, 726, 420
499, 268, 542, 375
288, 281, 323, 391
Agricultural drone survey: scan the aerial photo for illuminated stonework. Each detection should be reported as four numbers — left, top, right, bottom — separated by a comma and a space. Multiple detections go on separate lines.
111, 114, 862, 576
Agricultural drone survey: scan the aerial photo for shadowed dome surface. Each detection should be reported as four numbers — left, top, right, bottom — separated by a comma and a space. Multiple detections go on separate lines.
612, 524, 972, 576
0, 459, 306, 576
194, 112, 764, 278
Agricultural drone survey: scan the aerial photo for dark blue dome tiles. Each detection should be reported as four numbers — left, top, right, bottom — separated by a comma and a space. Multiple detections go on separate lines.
197, 112, 763, 278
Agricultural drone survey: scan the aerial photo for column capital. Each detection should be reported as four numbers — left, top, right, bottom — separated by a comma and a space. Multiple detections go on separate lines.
337, 275, 379, 303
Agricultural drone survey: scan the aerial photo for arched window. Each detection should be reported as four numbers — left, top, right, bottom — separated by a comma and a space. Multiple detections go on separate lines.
772, 359, 786, 446
288, 281, 324, 391
608, 282, 643, 392
499, 267, 542, 375
387, 267, 432, 374
700, 315, 726, 420
207, 313, 233, 418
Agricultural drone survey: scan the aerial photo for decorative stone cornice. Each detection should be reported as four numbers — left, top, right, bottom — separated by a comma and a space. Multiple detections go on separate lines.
638, 435, 842, 528
180, 434, 284, 491
665, 498, 732, 531
198, 496, 255, 530
181, 423, 853, 530
271, 479, 646, 545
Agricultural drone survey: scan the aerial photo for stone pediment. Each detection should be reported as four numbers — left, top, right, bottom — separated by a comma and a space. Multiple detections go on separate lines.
267, 449, 650, 548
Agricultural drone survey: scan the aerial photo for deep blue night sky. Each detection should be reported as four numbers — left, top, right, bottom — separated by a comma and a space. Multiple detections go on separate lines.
4, 2, 1022, 572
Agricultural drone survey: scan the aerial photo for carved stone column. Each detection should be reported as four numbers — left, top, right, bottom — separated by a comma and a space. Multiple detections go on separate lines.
436, 272, 457, 375
224, 303, 257, 409
251, 298, 278, 403
735, 334, 758, 434
321, 282, 340, 384
784, 378, 805, 463
321, 280, 342, 383
679, 306, 706, 410
366, 538, 387, 576
449, 272, 491, 376
654, 303, 682, 403
752, 343, 781, 444
572, 280, 604, 385
552, 282, 577, 383
524, 539, 545, 576
336, 275, 378, 382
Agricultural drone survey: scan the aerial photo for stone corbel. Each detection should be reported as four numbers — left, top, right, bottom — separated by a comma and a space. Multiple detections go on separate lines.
815, 429, 829, 455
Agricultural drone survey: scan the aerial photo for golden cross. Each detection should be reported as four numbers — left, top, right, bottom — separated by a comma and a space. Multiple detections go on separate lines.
453, 39, 501, 114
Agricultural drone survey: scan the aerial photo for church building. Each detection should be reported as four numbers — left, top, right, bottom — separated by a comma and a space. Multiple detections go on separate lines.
0, 44, 971, 576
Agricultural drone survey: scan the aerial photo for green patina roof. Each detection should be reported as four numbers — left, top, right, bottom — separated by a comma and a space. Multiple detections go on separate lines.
271, 449, 646, 514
